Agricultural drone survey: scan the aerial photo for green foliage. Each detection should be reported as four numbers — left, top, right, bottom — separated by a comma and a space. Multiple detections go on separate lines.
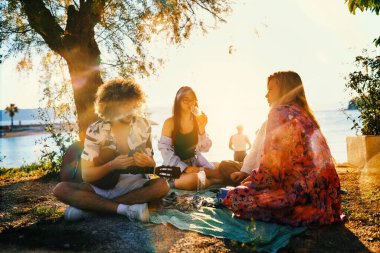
345, 50, 380, 135
345, 0, 380, 47
4, 103, 19, 117
375, 37, 380, 47
35, 52, 78, 168
0, 0, 231, 78
4, 103, 19, 128
0, 0, 231, 138
345, 0, 380, 14
31, 205, 62, 220
0, 161, 58, 178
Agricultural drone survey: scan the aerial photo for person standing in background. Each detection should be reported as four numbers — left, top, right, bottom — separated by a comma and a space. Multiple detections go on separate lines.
229, 125, 251, 162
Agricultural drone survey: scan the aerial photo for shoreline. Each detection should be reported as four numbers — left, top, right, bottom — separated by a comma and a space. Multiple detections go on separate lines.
0, 124, 56, 138
0, 130, 48, 138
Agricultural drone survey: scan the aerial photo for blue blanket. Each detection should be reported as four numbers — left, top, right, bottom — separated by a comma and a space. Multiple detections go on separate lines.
150, 189, 306, 253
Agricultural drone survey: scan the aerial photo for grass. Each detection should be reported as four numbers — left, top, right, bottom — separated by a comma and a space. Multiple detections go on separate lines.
0, 161, 59, 181
30, 206, 63, 220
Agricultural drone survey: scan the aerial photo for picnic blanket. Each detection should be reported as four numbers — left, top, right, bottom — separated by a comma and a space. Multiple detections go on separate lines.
150, 189, 306, 253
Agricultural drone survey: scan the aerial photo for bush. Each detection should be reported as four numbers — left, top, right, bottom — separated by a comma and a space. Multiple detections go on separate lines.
35, 53, 79, 169
0, 161, 59, 179
345, 50, 380, 135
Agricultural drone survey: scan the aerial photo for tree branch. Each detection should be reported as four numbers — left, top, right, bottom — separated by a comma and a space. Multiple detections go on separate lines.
83, 0, 106, 28
193, 0, 227, 22
19, 0, 64, 53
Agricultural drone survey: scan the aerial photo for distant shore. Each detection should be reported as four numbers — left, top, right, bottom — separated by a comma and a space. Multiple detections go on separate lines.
0, 125, 48, 138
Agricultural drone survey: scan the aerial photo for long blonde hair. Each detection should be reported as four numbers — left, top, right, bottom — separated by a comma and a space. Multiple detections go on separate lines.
268, 71, 320, 129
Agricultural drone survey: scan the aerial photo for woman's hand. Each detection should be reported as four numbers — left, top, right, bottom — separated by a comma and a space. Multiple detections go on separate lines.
111, 155, 135, 169
242, 180, 252, 187
230, 171, 248, 183
133, 152, 156, 167
184, 166, 200, 173
196, 113, 208, 134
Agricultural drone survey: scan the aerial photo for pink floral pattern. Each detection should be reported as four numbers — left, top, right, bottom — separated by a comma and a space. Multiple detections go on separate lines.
224, 104, 342, 226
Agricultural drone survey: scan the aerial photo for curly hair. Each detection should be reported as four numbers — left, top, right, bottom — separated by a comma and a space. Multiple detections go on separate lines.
95, 78, 146, 120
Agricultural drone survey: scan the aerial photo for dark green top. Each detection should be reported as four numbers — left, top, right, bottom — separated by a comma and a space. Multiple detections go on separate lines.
174, 126, 198, 161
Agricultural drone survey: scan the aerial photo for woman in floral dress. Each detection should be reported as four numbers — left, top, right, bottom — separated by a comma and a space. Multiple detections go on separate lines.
224, 71, 342, 226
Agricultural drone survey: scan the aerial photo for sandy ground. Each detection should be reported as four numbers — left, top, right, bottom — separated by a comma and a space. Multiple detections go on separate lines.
0, 164, 379, 253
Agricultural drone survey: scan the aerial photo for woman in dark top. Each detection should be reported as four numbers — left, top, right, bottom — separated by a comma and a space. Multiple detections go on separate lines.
158, 86, 221, 190
174, 117, 198, 160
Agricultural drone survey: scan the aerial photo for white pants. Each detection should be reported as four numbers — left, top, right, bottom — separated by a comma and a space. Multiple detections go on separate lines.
91, 174, 149, 199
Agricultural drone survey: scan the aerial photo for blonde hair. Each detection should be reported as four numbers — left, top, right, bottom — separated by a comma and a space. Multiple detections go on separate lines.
268, 71, 320, 129
95, 78, 145, 120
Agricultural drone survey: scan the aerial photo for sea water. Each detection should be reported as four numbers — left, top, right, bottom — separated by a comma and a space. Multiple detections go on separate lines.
0, 107, 360, 168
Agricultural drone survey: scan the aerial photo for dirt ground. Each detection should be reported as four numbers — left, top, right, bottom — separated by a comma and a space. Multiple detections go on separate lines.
0, 165, 379, 253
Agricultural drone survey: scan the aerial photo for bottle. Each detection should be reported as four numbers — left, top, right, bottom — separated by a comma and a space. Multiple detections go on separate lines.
197, 170, 206, 193
191, 106, 203, 120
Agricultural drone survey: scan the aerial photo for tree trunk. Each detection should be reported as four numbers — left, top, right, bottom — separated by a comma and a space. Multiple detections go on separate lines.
65, 45, 103, 143
19, 0, 106, 143
10, 116, 13, 131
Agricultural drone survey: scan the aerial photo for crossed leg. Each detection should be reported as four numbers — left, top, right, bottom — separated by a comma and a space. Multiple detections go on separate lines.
173, 165, 224, 190
53, 178, 169, 214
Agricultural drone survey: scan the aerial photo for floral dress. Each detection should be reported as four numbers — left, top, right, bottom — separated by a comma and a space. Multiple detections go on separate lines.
223, 104, 342, 226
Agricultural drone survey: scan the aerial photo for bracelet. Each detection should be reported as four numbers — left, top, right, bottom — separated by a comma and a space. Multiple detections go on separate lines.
108, 160, 112, 170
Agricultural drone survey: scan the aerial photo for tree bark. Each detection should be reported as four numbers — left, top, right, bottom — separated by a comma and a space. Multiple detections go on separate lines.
61, 1, 105, 143
19, 0, 106, 143
10, 116, 14, 131
65, 45, 102, 142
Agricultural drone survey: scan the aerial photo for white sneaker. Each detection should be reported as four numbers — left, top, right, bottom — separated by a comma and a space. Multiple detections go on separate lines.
123, 203, 149, 222
64, 206, 91, 221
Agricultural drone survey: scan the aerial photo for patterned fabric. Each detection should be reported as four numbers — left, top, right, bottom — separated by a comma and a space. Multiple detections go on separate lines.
224, 104, 342, 226
81, 116, 152, 162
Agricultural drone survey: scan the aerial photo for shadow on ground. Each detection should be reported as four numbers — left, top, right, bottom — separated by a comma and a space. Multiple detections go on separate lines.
0, 167, 377, 253
0, 216, 371, 253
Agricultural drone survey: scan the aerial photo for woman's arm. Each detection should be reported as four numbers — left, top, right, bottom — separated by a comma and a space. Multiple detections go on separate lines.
158, 118, 189, 172
240, 121, 267, 174
196, 132, 212, 152
245, 135, 252, 150
194, 113, 212, 152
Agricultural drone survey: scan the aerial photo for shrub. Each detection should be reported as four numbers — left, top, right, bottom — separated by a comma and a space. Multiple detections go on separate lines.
345, 50, 380, 135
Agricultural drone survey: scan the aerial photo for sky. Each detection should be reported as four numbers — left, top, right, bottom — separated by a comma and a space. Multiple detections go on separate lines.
1, 0, 379, 113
